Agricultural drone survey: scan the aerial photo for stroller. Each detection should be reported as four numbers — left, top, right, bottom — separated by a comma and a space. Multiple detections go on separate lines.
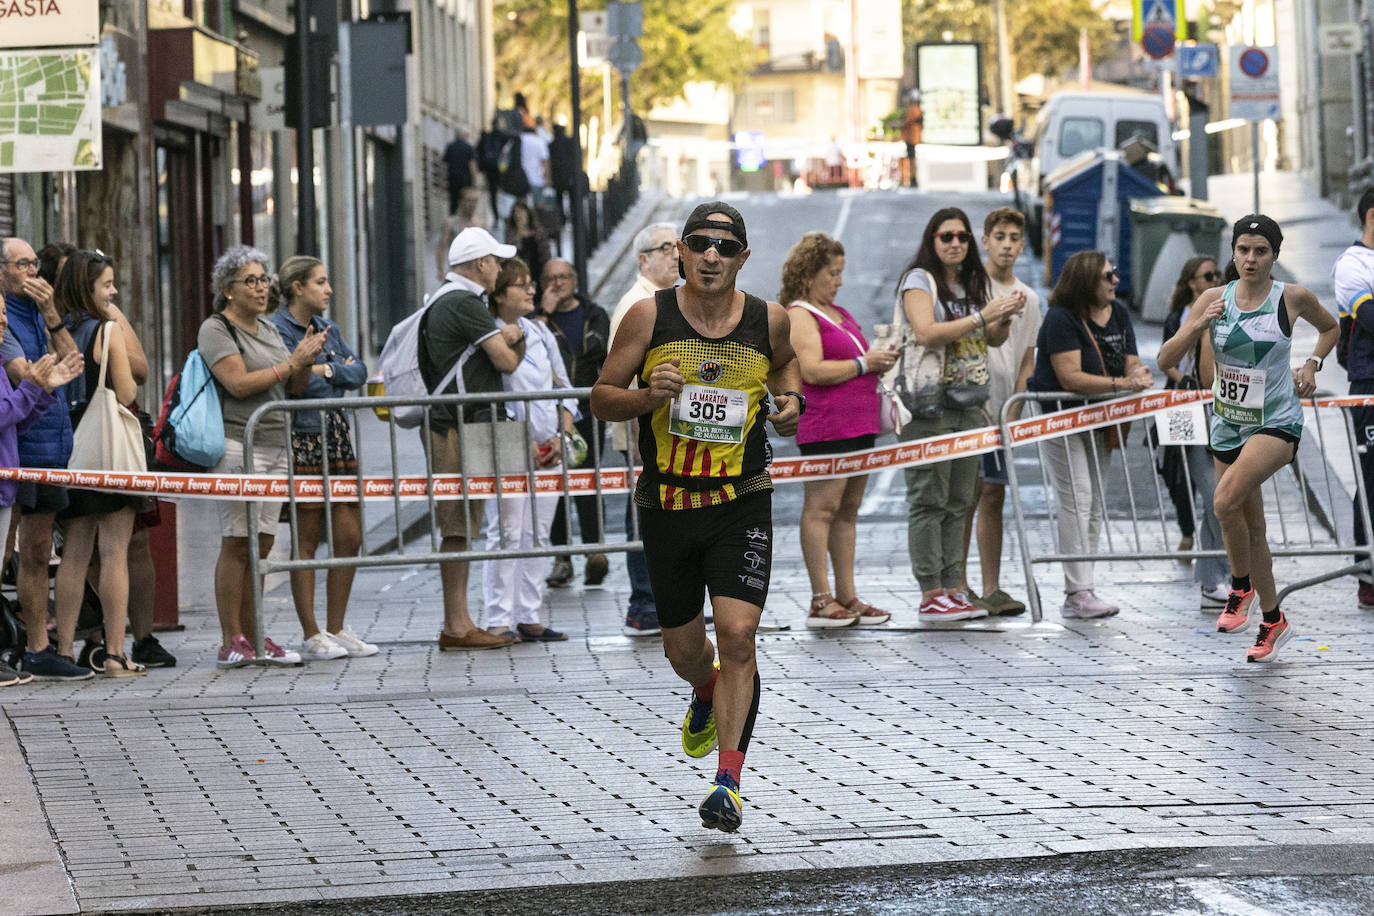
0, 535, 107, 672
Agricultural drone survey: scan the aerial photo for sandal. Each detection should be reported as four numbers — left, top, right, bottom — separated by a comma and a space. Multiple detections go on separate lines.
103, 654, 147, 678
516, 623, 569, 642
844, 597, 891, 626
805, 593, 859, 629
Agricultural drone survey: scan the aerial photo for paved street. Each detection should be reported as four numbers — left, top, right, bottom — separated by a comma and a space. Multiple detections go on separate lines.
4, 174, 1374, 915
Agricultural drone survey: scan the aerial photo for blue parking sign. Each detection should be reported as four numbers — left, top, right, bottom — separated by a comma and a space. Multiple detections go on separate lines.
1179, 44, 1219, 78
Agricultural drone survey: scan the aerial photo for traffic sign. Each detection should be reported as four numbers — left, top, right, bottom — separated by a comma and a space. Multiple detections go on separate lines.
607, 36, 642, 74
1229, 45, 1280, 121
1132, 0, 1185, 42
1178, 43, 1219, 77
1141, 23, 1176, 59
607, 2, 643, 39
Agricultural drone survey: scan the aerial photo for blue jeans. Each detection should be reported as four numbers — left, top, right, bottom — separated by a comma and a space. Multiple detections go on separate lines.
623, 450, 656, 615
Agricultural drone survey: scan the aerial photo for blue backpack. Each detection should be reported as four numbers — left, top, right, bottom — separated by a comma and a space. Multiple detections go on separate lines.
151, 315, 241, 471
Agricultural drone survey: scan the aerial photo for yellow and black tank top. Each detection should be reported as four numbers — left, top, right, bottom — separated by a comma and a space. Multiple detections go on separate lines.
635, 287, 774, 510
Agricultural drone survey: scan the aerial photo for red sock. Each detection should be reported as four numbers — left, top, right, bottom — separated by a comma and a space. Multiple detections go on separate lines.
693, 668, 718, 703
716, 749, 745, 785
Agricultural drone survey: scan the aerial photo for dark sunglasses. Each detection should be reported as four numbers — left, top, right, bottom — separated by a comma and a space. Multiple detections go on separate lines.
682, 235, 745, 258
936, 231, 973, 244
1196, 270, 1218, 281
1101, 268, 1118, 280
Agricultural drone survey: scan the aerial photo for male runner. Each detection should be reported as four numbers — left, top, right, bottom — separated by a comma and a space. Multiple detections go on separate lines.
591, 202, 801, 832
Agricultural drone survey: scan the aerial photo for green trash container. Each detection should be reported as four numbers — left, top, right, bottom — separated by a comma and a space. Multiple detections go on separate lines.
1129, 197, 1226, 322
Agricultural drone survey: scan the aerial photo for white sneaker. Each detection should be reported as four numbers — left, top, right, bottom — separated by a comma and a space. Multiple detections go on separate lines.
1200, 583, 1229, 609
328, 626, 379, 658
301, 632, 348, 661
1086, 589, 1120, 614
1061, 590, 1119, 619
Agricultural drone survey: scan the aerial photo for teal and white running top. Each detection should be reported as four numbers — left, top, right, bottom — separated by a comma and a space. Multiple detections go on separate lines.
1209, 279, 1303, 452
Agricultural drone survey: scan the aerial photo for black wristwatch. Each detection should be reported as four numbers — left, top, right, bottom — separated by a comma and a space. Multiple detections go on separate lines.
46, 321, 65, 334
784, 390, 806, 415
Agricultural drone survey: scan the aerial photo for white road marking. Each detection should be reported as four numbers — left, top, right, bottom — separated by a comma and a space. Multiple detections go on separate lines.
832, 194, 854, 242
1182, 881, 1276, 916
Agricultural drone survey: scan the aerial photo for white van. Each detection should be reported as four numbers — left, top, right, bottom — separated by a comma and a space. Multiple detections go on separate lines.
1023, 87, 1179, 194
1010, 87, 1179, 254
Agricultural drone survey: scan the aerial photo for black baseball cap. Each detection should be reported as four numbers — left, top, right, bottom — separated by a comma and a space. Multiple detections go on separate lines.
681, 201, 747, 247
1232, 214, 1282, 256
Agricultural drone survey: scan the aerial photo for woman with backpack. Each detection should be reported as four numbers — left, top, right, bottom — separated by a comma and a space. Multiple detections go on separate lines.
202, 246, 326, 669
898, 208, 1022, 622
50, 250, 147, 676
268, 256, 374, 661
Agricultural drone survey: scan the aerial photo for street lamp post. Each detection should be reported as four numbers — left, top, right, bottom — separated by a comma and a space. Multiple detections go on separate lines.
567, 0, 589, 293
295, 0, 317, 256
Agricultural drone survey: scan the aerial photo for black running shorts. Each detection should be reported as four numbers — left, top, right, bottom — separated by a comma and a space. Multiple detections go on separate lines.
640, 491, 772, 629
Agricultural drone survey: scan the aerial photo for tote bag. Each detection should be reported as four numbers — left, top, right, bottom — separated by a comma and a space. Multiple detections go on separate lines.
876, 270, 946, 429
69, 322, 147, 473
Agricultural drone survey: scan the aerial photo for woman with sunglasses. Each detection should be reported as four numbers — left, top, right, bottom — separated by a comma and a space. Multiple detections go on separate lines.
1028, 250, 1153, 619
1158, 255, 1229, 611
781, 231, 897, 627
201, 246, 326, 669
1158, 215, 1338, 661
898, 208, 1023, 621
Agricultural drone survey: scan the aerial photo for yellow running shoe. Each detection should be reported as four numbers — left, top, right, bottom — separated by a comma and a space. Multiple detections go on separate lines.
680, 686, 717, 758
698, 773, 742, 832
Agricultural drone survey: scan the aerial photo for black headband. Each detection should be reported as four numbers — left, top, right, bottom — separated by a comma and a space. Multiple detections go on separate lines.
1232, 214, 1282, 256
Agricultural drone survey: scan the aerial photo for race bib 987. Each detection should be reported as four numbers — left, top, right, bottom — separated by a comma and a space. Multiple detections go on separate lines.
1214, 364, 1266, 426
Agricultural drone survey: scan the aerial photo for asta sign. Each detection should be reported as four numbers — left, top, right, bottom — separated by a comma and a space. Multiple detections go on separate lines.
0, 0, 99, 49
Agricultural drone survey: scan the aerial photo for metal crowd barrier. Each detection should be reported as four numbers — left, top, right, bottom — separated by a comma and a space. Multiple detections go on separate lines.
999, 391, 1374, 623
240, 387, 634, 661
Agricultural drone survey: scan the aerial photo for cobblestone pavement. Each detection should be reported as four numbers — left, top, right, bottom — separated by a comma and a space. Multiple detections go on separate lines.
3, 513, 1372, 913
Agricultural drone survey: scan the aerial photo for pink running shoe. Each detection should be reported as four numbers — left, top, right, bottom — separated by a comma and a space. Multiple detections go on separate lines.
262, 637, 304, 666
1216, 587, 1257, 633
1246, 612, 1295, 662
918, 594, 973, 622
216, 634, 256, 669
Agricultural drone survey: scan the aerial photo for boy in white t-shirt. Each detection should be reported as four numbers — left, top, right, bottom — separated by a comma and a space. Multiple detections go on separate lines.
962, 207, 1042, 615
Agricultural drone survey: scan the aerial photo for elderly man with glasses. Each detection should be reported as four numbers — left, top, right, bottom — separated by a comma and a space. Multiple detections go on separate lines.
537, 257, 611, 588
606, 223, 680, 636
0, 237, 89, 680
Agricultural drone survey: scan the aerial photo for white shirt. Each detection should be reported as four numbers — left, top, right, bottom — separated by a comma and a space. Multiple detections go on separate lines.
520, 133, 550, 190
498, 315, 578, 444
986, 275, 1042, 420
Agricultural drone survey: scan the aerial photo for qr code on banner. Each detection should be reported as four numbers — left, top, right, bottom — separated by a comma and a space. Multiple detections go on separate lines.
1168, 408, 1196, 443
1155, 403, 1208, 446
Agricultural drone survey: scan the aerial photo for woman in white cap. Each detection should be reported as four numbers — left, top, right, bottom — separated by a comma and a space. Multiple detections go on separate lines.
1158, 214, 1338, 662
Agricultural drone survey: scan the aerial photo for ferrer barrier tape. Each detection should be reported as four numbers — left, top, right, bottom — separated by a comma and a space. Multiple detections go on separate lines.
0, 389, 1226, 501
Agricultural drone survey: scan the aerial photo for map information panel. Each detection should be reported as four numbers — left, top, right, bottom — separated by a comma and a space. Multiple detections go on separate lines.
0, 47, 101, 173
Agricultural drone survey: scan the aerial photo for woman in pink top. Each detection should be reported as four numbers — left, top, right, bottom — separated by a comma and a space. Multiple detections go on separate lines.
782, 232, 898, 628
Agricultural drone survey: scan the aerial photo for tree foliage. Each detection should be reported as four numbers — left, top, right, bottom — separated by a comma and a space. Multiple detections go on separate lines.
494, 0, 752, 125
902, 0, 1118, 83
